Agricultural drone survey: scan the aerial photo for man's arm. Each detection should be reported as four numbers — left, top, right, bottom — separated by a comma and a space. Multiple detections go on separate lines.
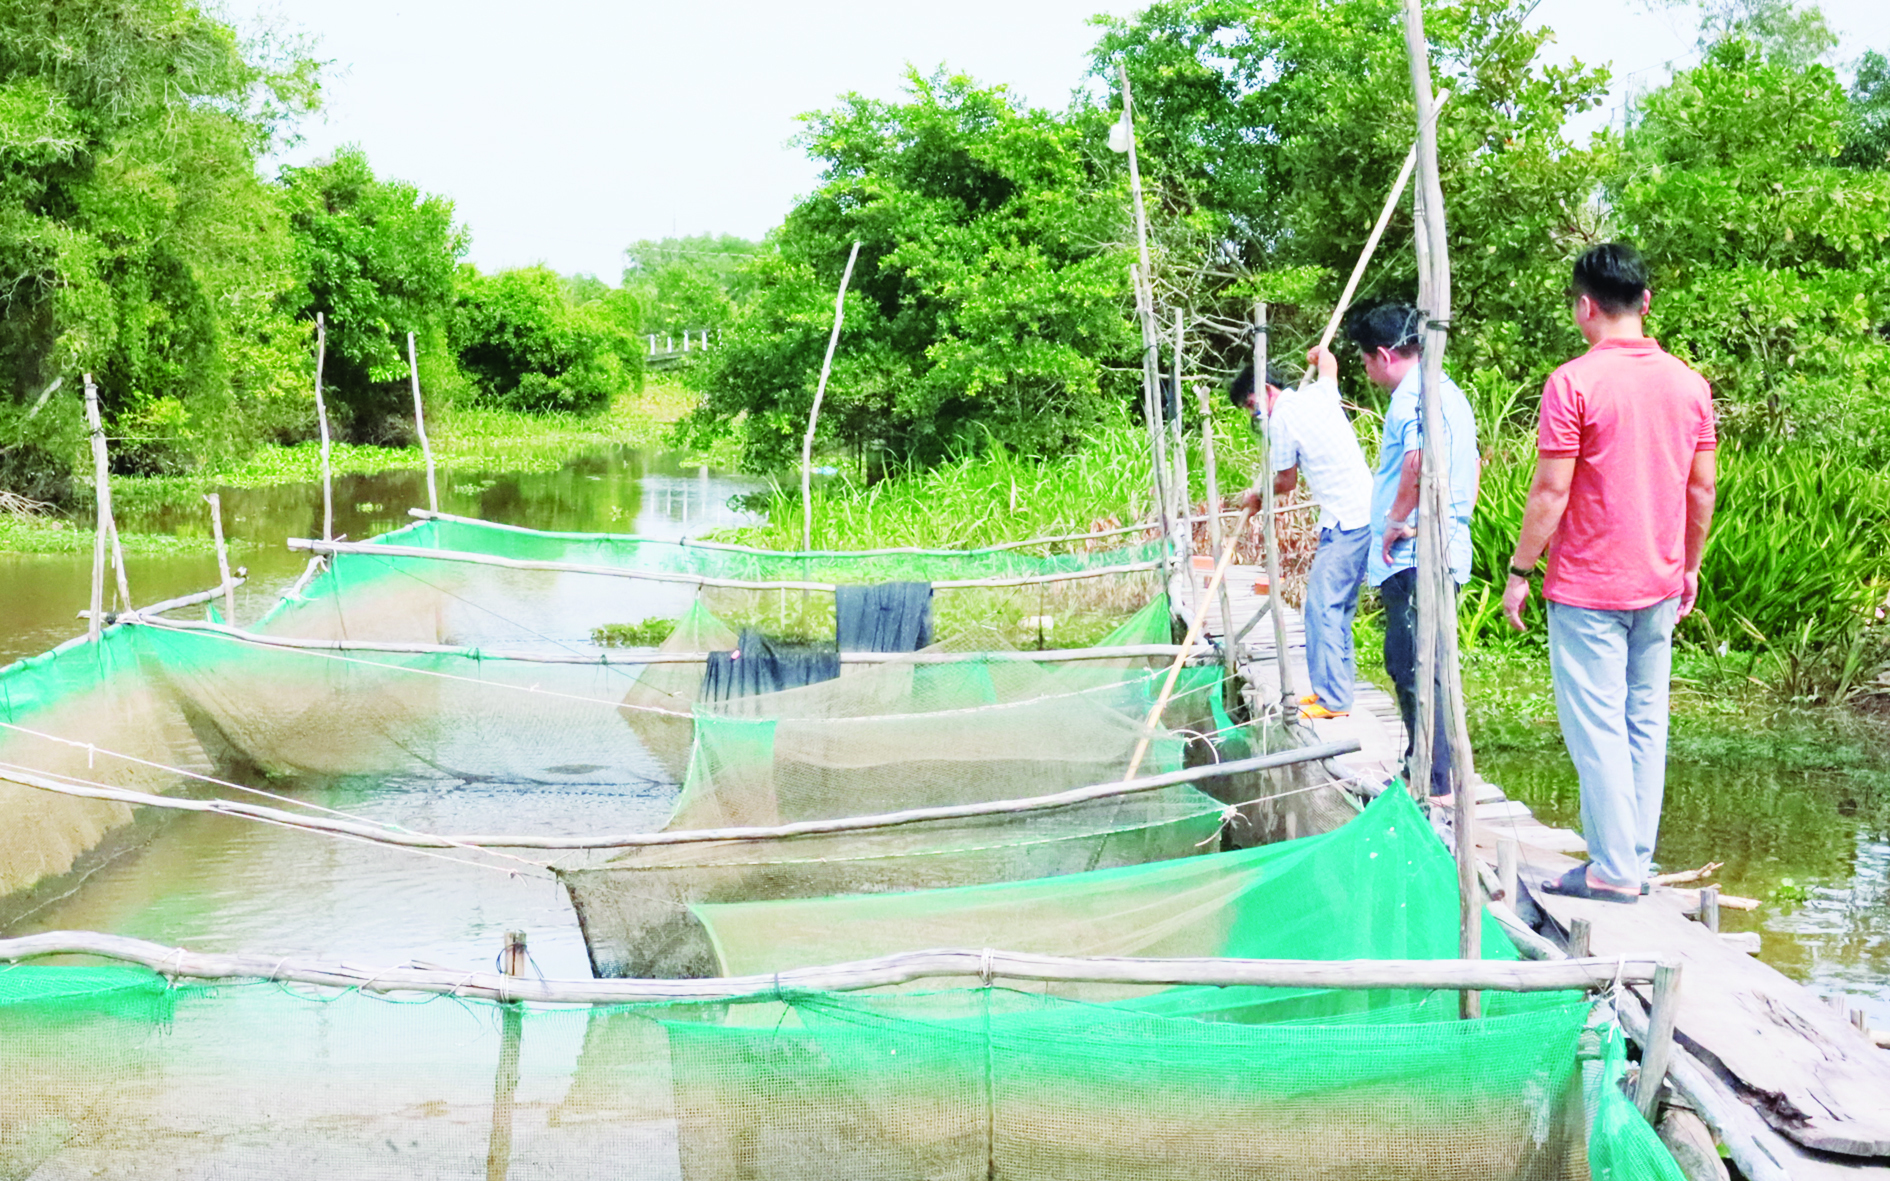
1273, 465, 1298, 498
1502, 456, 1576, 630
1680, 449, 1717, 618
1379, 451, 1423, 562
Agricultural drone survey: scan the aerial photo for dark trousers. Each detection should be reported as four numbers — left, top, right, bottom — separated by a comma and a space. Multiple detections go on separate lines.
1379, 567, 1456, 797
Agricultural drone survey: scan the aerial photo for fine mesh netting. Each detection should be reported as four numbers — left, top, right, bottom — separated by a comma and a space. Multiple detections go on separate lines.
259, 517, 1172, 650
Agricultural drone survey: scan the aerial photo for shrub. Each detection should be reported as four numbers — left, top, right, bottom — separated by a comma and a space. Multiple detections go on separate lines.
451, 267, 643, 414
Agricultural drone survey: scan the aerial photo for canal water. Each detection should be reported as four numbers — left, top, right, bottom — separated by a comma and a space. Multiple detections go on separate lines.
2, 445, 1884, 1028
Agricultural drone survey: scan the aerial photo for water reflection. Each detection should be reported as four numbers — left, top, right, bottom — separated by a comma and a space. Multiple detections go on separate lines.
1482, 750, 1890, 1026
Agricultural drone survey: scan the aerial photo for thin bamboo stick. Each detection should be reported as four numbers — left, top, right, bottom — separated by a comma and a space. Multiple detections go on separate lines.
285, 537, 1161, 591
83, 375, 110, 640
1195, 382, 1239, 691
1131, 264, 1173, 561
133, 618, 1207, 665
409, 505, 1314, 555
0, 931, 1664, 1004
0, 741, 1356, 852
408, 332, 438, 513
1254, 303, 1297, 706
205, 493, 237, 624
314, 312, 333, 542
77, 579, 248, 623
1123, 511, 1254, 779
802, 241, 862, 551
1169, 307, 1195, 598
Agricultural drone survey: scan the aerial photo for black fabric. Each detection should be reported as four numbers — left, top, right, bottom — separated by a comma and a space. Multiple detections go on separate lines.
834, 581, 934, 653
1378, 567, 1457, 797
700, 630, 841, 702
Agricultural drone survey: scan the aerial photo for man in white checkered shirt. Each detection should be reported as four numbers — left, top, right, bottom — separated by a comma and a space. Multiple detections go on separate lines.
1237, 345, 1374, 718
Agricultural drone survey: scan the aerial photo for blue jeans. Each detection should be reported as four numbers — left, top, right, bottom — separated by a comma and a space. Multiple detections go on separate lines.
1379, 567, 1457, 797
1304, 525, 1370, 710
1547, 598, 1679, 889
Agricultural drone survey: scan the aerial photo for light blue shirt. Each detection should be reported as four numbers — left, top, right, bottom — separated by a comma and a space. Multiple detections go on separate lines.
1367, 365, 1478, 588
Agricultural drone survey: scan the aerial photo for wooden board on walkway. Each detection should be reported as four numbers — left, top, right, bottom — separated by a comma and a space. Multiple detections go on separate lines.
1512, 840, 1890, 1160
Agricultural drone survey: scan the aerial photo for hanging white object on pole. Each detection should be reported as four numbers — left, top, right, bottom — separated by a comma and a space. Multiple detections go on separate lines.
204, 493, 238, 625
802, 241, 863, 551
313, 313, 333, 543
408, 332, 438, 513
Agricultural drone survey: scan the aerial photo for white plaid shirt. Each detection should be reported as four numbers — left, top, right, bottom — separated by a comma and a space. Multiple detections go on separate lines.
1262, 377, 1373, 531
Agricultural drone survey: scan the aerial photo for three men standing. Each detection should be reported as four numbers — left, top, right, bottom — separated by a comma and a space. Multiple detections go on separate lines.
1505, 243, 1718, 903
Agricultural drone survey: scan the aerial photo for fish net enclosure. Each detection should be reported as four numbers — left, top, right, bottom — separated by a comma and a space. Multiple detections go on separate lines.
262, 516, 1173, 650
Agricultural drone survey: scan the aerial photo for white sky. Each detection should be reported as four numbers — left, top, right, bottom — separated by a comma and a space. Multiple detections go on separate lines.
259, 0, 1890, 280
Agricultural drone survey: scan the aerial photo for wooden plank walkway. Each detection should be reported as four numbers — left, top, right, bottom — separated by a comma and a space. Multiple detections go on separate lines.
1178, 562, 1890, 1175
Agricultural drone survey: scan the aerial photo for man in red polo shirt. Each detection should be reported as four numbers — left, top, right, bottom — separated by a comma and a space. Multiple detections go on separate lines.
1502, 243, 1718, 904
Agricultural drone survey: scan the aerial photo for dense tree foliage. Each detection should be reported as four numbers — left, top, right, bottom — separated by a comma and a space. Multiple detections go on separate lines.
0, 0, 318, 494
278, 146, 467, 442
623, 234, 762, 337
451, 266, 644, 414
684, 71, 1137, 469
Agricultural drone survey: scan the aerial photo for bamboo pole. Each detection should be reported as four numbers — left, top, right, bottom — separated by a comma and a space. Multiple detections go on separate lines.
0, 931, 1665, 1004
1311, 91, 1453, 361
76, 580, 250, 623
408, 332, 439, 513
802, 241, 862, 551
204, 493, 237, 624
1636, 963, 1683, 1120
1195, 382, 1239, 692
1253, 303, 1297, 708
134, 618, 1209, 666
1123, 511, 1255, 779
313, 313, 333, 542
406, 505, 1314, 555
84, 376, 110, 640
486, 931, 525, 1181
0, 739, 1355, 852
1169, 307, 1195, 583
285, 537, 1161, 592
1118, 60, 1179, 588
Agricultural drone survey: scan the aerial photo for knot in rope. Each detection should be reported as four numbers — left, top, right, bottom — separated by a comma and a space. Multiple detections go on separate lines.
978, 948, 995, 987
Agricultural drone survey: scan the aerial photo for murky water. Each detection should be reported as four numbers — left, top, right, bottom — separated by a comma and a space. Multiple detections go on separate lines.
3, 448, 759, 978
1483, 750, 1890, 1028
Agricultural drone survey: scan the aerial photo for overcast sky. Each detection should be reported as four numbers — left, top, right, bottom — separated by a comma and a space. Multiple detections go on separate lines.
259, 0, 1890, 280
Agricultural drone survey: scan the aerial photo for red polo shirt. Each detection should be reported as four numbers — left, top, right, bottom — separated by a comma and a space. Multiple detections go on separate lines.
1537, 337, 1715, 611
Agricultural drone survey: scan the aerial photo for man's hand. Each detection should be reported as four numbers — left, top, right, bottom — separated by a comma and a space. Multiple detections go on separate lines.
1238, 488, 1263, 515
1679, 568, 1700, 619
1306, 344, 1338, 384
1380, 521, 1415, 564
1503, 574, 1532, 632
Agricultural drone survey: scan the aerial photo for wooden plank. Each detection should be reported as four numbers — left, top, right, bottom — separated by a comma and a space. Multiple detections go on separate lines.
1519, 843, 1890, 1157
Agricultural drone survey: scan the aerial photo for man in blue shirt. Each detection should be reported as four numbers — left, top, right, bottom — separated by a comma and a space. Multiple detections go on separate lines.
1349, 303, 1479, 796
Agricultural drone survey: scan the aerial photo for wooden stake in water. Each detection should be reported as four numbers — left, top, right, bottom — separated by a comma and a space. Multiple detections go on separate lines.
487, 930, 527, 1181
313, 313, 333, 542
204, 493, 237, 625
84, 376, 111, 639
802, 241, 861, 551
408, 332, 439, 513
1195, 381, 1239, 693
1252, 303, 1296, 709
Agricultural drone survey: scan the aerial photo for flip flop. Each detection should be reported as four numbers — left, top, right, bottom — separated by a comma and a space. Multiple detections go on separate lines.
1541, 865, 1639, 905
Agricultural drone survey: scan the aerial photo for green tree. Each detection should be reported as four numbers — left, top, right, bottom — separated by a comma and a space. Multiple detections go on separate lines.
623, 234, 761, 335
1842, 50, 1890, 169
451, 266, 643, 414
0, 0, 319, 494
1087, 0, 1614, 411
687, 70, 1137, 469
278, 145, 467, 441
1612, 37, 1890, 459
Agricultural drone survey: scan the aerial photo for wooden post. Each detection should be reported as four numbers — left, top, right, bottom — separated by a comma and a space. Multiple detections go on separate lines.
1497, 836, 1518, 905
801, 241, 861, 551
1401, 0, 1478, 1016
204, 494, 237, 624
84, 376, 114, 638
313, 313, 333, 543
408, 332, 439, 513
1195, 382, 1239, 693
1636, 963, 1683, 1120
1118, 63, 1180, 588
1567, 918, 1592, 959
1253, 303, 1297, 709
1169, 307, 1196, 583
1699, 885, 1720, 933
486, 930, 526, 1181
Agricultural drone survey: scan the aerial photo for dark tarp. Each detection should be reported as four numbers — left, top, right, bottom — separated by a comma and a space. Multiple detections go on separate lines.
834, 581, 934, 653
700, 630, 841, 701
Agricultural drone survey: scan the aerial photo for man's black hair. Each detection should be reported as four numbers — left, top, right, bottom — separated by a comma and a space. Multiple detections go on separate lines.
1571, 242, 1649, 317
1344, 302, 1422, 359
1228, 362, 1296, 409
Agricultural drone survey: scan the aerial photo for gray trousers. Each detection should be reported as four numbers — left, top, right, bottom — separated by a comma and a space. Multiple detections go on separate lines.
1547, 597, 1680, 889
